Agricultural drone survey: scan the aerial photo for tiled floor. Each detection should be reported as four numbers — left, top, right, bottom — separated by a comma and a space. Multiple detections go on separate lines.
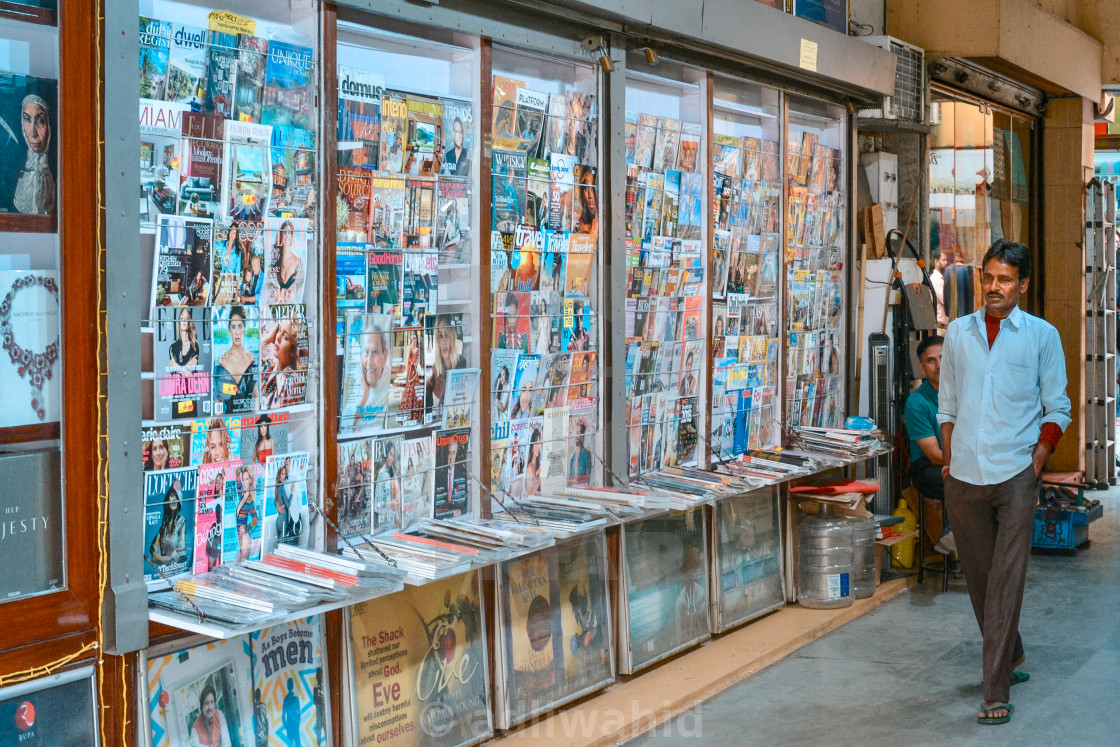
629, 487, 1120, 745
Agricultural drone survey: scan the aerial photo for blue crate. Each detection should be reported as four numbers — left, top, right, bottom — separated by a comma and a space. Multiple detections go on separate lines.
1032, 504, 1103, 550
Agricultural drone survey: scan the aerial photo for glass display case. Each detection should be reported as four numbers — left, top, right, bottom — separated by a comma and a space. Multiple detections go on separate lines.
710, 487, 783, 632
488, 44, 603, 507
710, 76, 783, 460
783, 94, 847, 431
0, 6, 63, 605
493, 531, 612, 728
622, 59, 706, 476
333, 16, 482, 535
137, 0, 324, 600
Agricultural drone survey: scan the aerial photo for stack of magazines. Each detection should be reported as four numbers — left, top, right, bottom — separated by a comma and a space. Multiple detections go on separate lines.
714, 448, 824, 482
494, 500, 611, 537
150, 546, 404, 627
789, 426, 885, 459
631, 466, 754, 508
344, 536, 476, 581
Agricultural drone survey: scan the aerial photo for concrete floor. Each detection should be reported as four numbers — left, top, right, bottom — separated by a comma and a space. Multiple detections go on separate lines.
630, 487, 1120, 746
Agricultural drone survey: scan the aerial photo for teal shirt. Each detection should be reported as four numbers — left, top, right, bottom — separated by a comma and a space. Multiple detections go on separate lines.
905, 380, 940, 463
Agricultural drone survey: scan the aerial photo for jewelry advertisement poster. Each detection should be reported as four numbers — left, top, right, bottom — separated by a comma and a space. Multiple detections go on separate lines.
0, 270, 61, 427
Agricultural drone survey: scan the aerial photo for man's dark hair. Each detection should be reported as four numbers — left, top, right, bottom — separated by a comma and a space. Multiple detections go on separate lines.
917, 334, 944, 360
982, 239, 1031, 281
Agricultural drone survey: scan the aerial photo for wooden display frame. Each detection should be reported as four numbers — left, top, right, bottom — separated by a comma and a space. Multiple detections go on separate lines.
0, 0, 102, 676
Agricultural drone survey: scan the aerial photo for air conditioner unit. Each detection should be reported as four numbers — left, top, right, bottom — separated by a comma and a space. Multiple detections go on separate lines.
858, 35, 925, 124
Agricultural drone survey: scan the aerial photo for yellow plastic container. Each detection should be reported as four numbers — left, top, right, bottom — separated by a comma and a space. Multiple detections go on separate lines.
890, 498, 918, 569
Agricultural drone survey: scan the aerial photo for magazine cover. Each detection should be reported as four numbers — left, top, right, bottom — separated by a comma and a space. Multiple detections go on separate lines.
262, 451, 310, 554
424, 312, 466, 416
249, 617, 329, 747
491, 232, 511, 292
211, 224, 243, 306
404, 177, 436, 248
348, 572, 490, 747
146, 637, 254, 747
144, 423, 190, 470
240, 412, 289, 466
194, 460, 239, 574
369, 172, 407, 247
189, 415, 241, 467
435, 176, 470, 263
566, 410, 594, 486
390, 326, 425, 426
337, 242, 367, 319
529, 292, 560, 356
433, 427, 470, 519
204, 30, 237, 118
544, 92, 567, 158
140, 98, 187, 224
152, 215, 213, 310
224, 462, 263, 564
143, 465, 197, 586
564, 252, 593, 298
492, 149, 527, 232
560, 296, 592, 353
538, 246, 567, 294
439, 97, 472, 177
260, 303, 309, 410
540, 405, 569, 493
491, 74, 524, 143
509, 223, 542, 292
165, 23, 207, 107
269, 125, 316, 221
139, 17, 171, 100
403, 251, 437, 327
548, 153, 576, 233
572, 165, 598, 237
491, 349, 519, 423
500, 551, 560, 720
379, 93, 407, 173
234, 33, 269, 123
400, 435, 434, 529
493, 290, 530, 353
676, 122, 701, 172
211, 304, 259, 415
339, 312, 393, 433
566, 351, 596, 410
508, 354, 540, 421
525, 157, 550, 228
565, 91, 596, 166
653, 117, 681, 173
337, 438, 371, 537
371, 435, 404, 532
441, 367, 480, 429
366, 248, 403, 322
512, 87, 546, 154
178, 112, 224, 218
337, 65, 385, 168
404, 95, 443, 176
262, 40, 314, 130
153, 305, 212, 421
263, 216, 309, 305
337, 166, 372, 241
223, 119, 272, 222
623, 509, 710, 672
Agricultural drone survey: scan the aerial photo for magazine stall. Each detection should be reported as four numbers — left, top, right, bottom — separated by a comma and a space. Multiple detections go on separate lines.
83, 1, 901, 744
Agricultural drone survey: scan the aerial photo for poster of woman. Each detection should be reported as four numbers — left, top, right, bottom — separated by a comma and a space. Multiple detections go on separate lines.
0, 74, 58, 217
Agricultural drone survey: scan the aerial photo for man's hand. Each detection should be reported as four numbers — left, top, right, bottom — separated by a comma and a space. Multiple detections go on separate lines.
1032, 440, 1054, 478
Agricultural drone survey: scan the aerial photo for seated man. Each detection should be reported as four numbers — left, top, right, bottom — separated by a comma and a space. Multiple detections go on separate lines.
904, 335, 955, 554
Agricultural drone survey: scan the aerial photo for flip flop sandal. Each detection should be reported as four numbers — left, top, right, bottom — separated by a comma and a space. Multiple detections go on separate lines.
978, 702, 1013, 725
1010, 671, 1030, 686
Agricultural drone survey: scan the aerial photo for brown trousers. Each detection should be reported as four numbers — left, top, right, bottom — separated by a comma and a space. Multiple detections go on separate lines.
945, 465, 1037, 704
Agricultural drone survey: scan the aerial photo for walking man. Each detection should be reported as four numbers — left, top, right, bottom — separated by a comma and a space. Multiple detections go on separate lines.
937, 240, 1071, 725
